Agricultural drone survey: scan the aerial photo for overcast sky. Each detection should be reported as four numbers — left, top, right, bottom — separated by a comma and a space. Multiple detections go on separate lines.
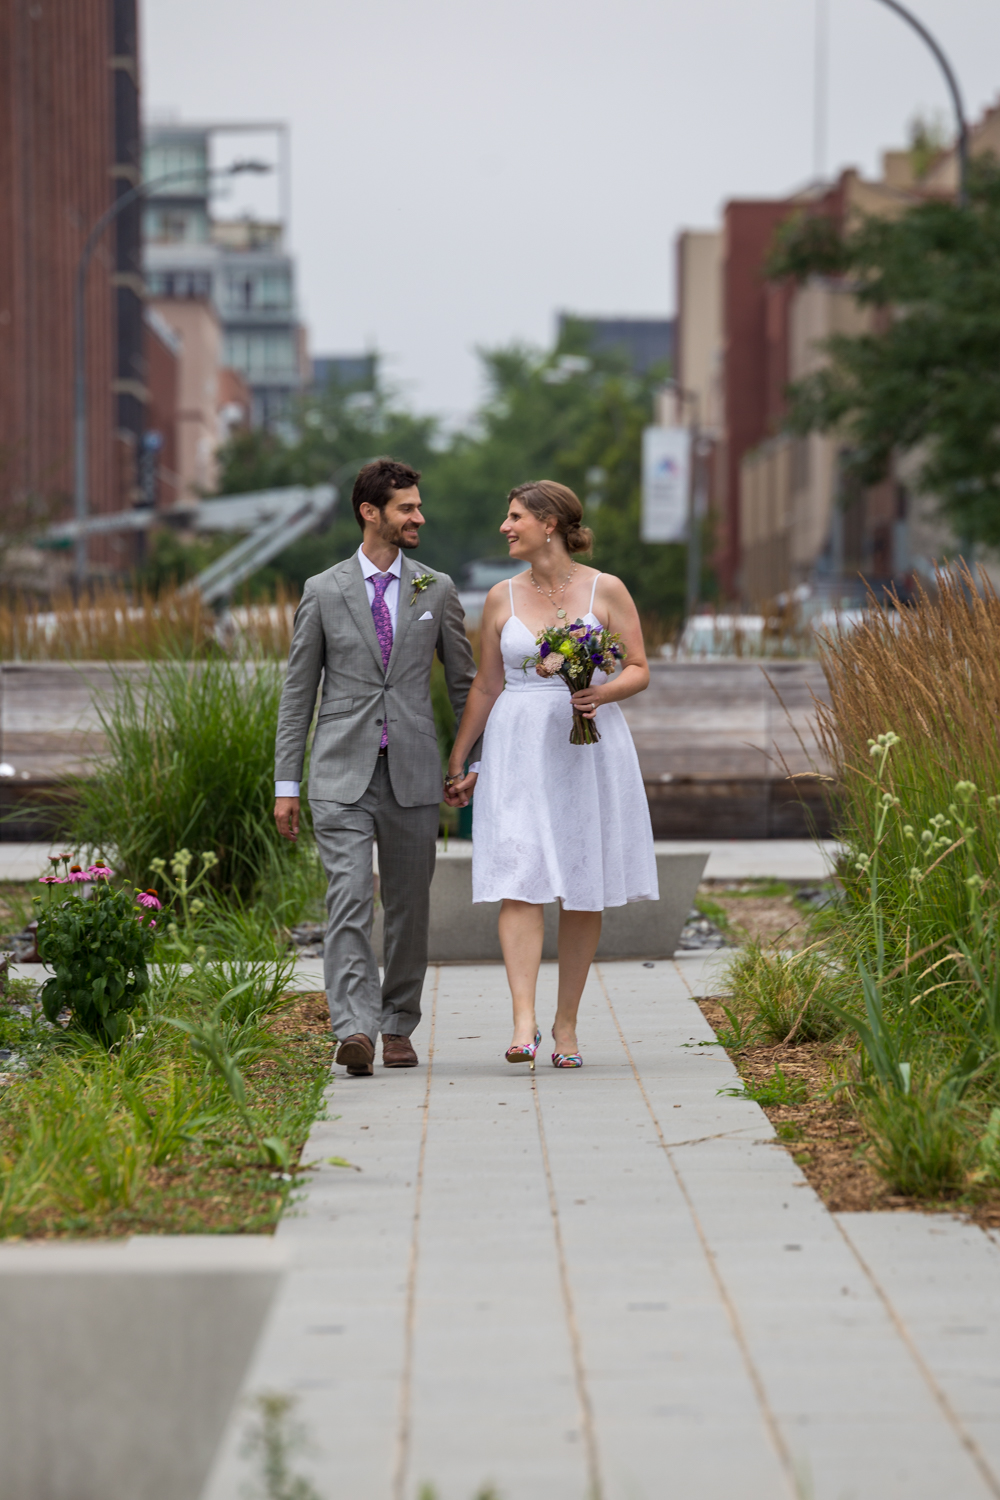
142, 0, 1000, 422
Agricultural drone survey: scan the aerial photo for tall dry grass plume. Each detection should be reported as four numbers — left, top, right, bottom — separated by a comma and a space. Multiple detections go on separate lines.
816, 563, 1000, 953
0, 581, 299, 660
816, 565, 1000, 828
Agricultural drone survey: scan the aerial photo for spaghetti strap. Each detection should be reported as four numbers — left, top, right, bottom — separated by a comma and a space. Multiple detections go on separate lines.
589, 572, 602, 614
508, 577, 517, 620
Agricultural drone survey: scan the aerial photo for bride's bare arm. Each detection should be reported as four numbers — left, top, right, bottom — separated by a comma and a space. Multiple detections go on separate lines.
570, 574, 649, 717
443, 585, 507, 803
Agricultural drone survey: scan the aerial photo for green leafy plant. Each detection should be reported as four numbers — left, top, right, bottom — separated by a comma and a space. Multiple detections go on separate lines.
240, 1391, 322, 1500
725, 940, 842, 1045
810, 580, 1000, 1200
70, 658, 314, 908
770, 158, 1000, 548
193, 956, 297, 1027
165, 997, 291, 1170
721, 1064, 807, 1107
859, 1081, 974, 1197
33, 861, 156, 1045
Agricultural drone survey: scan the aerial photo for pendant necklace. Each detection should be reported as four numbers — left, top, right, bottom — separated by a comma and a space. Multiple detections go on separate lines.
529, 562, 578, 619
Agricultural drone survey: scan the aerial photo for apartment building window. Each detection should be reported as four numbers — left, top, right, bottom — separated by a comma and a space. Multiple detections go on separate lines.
224, 270, 292, 313
143, 205, 210, 244
224, 330, 297, 380
144, 141, 208, 194
146, 270, 213, 299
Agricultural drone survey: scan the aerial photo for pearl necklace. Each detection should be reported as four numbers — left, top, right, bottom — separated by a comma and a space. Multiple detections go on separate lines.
528, 562, 578, 620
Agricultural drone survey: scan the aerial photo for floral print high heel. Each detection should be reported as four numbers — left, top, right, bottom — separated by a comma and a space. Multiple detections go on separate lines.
551, 1029, 583, 1068
505, 1030, 542, 1070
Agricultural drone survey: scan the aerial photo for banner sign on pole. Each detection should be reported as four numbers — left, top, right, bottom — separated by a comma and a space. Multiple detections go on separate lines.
641, 426, 690, 543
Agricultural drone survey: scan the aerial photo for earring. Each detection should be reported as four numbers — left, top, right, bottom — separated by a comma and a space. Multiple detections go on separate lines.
546, 534, 551, 543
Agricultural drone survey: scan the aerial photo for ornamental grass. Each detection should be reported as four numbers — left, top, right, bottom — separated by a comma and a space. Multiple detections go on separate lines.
809, 567, 1000, 1198
0, 581, 299, 661
719, 567, 1000, 1203
69, 657, 318, 909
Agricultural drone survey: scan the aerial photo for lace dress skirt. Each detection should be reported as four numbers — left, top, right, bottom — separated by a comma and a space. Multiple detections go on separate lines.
471, 615, 658, 911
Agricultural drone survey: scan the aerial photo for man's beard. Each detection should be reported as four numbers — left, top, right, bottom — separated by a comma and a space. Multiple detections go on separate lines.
378, 515, 420, 549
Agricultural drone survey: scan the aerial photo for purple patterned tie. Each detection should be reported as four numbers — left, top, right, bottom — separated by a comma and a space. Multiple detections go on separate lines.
371, 572, 393, 748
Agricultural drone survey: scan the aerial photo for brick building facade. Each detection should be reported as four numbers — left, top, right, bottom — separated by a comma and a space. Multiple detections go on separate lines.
0, 0, 143, 579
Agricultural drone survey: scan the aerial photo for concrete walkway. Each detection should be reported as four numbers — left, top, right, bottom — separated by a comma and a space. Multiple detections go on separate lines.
204, 957, 1000, 1500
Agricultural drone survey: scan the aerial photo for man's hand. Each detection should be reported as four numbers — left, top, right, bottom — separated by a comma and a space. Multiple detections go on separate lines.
443, 771, 478, 808
274, 796, 300, 841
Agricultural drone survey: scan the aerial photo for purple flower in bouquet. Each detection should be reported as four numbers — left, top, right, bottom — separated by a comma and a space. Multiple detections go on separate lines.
521, 616, 626, 745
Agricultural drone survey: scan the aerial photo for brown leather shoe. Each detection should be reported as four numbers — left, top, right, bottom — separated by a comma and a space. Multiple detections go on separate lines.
336, 1033, 375, 1075
382, 1033, 418, 1068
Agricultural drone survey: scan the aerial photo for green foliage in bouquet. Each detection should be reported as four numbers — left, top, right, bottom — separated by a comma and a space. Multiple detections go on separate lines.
33, 859, 157, 1045
522, 617, 624, 745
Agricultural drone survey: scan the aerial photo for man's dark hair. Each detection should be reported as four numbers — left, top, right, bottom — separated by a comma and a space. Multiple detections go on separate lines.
351, 458, 421, 531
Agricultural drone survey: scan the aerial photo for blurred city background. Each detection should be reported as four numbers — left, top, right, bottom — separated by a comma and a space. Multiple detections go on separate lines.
3, 0, 999, 624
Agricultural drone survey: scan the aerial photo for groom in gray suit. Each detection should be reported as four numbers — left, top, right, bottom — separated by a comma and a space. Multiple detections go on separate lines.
274, 458, 479, 1076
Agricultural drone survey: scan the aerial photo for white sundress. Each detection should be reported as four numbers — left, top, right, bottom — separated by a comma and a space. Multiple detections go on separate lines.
471, 575, 659, 911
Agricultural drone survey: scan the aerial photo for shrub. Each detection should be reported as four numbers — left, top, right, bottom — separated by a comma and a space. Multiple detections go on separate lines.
860, 1082, 974, 1197
34, 863, 156, 1045
726, 940, 843, 1045
70, 658, 312, 906
813, 572, 1000, 1201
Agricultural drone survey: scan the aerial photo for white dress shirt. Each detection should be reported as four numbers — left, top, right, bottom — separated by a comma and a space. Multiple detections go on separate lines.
275, 547, 478, 796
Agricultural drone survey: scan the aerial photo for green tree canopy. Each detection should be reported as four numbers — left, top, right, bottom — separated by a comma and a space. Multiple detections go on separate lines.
215, 320, 689, 620
769, 157, 1000, 547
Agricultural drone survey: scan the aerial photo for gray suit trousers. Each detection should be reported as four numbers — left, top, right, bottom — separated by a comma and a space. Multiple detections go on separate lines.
311, 757, 439, 1042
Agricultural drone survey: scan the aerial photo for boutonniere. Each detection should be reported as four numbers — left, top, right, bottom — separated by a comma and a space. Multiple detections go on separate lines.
409, 573, 434, 606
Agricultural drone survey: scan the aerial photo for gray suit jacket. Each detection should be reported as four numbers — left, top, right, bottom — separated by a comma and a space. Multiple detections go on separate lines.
274, 552, 478, 807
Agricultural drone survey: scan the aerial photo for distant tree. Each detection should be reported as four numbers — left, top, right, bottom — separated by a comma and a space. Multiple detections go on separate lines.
427, 319, 685, 616
216, 321, 688, 621
213, 375, 442, 593
769, 157, 1000, 548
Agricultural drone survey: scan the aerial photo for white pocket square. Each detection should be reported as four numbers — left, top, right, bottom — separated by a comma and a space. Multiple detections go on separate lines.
418, 610, 434, 620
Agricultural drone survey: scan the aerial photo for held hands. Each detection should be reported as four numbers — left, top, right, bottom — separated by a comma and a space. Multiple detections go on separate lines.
569, 684, 608, 720
274, 796, 300, 841
443, 769, 478, 808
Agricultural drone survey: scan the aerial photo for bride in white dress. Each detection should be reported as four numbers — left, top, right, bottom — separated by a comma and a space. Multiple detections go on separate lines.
444, 480, 657, 1070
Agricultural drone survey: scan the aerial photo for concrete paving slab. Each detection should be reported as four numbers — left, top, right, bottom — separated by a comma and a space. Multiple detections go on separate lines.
658, 839, 842, 882
837, 1212, 1000, 1484
201, 956, 1000, 1500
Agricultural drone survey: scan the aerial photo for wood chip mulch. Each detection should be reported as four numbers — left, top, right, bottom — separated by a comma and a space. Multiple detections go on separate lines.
696, 996, 1000, 1230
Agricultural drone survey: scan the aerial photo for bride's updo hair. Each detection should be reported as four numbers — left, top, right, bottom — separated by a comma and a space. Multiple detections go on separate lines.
508, 480, 593, 554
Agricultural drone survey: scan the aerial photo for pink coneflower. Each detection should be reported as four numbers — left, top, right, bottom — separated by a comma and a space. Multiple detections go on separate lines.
66, 865, 89, 883
87, 863, 113, 881
136, 890, 162, 910
38, 875, 59, 885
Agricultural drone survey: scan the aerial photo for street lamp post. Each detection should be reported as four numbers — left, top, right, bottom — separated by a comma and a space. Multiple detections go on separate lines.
72, 160, 271, 589
873, 0, 969, 206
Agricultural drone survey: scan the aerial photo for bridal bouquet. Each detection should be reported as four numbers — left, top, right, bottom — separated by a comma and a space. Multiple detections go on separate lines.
523, 618, 625, 745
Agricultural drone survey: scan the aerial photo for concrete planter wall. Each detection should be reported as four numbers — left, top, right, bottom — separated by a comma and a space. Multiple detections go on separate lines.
0, 1235, 285, 1500
373, 846, 707, 963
